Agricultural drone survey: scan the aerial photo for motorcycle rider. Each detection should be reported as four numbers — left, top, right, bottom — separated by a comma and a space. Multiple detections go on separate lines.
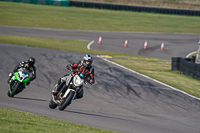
52, 54, 95, 99
7, 57, 36, 85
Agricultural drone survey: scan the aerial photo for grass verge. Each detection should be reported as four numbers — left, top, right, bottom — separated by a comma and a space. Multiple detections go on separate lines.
1, 2, 200, 34
0, 108, 117, 133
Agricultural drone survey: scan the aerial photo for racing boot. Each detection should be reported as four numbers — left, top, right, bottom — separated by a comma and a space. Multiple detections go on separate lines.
26, 81, 30, 86
52, 79, 65, 96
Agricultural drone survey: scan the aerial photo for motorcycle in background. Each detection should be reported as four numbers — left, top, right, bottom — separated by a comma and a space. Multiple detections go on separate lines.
7, 68, 30, 97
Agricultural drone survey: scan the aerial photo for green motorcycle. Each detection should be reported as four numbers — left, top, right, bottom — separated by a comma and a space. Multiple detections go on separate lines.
7, 68, 30, 97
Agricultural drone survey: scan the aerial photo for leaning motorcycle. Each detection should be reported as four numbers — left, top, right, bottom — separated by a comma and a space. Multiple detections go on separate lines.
49, 72, 91, 111
7, 68, 30, 97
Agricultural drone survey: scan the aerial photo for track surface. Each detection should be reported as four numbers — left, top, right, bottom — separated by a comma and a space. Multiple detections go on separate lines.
1, 26, 200, 60
0, 26, 200, 133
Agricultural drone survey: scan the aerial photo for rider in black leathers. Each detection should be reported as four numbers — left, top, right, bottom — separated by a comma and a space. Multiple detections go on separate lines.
7, 57, 36, 85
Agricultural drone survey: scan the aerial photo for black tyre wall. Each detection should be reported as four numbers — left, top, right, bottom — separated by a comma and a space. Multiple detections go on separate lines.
69, 1, 200, 16
171, 57, 181, 71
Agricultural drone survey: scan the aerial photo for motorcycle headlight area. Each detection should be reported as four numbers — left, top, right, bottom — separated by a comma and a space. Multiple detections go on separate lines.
73, 75, 84, 86
18, 71, 28, 80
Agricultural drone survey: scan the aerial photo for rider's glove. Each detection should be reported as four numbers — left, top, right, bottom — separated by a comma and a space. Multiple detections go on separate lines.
90, 79, 93, 83
66, 66, 71, 70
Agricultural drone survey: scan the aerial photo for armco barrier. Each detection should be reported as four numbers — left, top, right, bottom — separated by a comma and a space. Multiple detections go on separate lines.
171, 57, 200, 80
69, 1, 200, 16
1, 0, 70, 6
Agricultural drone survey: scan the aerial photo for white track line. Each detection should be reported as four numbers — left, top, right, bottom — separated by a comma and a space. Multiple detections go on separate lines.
186, 51, 197, 58
87, 40, 94, 50
97, 55, 200, 101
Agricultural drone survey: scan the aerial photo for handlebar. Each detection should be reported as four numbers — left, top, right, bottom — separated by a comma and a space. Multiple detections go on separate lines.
67, 68, 93, 85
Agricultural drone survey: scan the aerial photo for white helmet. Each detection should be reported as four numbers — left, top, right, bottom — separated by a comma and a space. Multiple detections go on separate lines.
83, 54, 93, 67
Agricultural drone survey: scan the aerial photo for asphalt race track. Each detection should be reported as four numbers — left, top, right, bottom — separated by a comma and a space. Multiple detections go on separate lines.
0, 26, 200, 133
1, 26, 200, 60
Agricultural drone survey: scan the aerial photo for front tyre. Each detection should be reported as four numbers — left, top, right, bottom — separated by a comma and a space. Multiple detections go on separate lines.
59, 91, 75, 111
10, 82, 20, 97
49, 98, 57, 109
7, 79, 14, 97
7, 91, 11, 97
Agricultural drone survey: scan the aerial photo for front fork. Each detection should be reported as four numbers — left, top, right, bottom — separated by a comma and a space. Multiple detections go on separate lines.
8, 80, 16, 93
9, 80, 25, 94
52, 84, 68, 105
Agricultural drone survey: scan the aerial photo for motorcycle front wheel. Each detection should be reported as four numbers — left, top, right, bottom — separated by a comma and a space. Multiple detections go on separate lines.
10, 82, 20, 97
59, 91, 75, 111
7, 91, 11, 97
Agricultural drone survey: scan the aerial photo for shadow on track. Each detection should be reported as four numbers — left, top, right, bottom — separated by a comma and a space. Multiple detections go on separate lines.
64, 109, 138, 122
14, 97, 48, 102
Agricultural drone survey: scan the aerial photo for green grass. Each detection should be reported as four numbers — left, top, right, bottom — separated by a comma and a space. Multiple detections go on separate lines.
111, 59, 200, 98
0, 108, 117, 133
1, 2, 200, 33
1, 1, 200, 133
0, 34, 127, 55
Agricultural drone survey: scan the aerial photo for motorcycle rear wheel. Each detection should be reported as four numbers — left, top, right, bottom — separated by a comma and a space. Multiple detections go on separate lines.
59, 91, 75, 111
49, 98, 57, 109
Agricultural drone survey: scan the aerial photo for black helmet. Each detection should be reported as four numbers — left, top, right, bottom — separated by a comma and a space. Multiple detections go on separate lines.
82, 54, 93, 67
27, 57, 35, 67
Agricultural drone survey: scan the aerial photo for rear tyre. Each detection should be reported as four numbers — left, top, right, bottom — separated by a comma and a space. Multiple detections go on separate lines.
49, 98, 58, 109
59, 91, 75, 111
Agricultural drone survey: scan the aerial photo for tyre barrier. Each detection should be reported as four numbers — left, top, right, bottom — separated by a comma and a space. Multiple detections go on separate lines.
1, 0, 70, 7
69, 1, 200, 16
172, 57, 200, 80
2, 0, 200, 16
171, 57, 181, 71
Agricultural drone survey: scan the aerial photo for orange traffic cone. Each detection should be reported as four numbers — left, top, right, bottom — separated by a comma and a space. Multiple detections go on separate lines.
144, 41, 147, 49
161, 42, 164, 50
124, 39, 128, 47
98, 36, 102, 44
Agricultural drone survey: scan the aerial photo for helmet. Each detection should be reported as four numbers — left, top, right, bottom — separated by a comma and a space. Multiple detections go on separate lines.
27, 57, 35, 67
82, 54, 93, 67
